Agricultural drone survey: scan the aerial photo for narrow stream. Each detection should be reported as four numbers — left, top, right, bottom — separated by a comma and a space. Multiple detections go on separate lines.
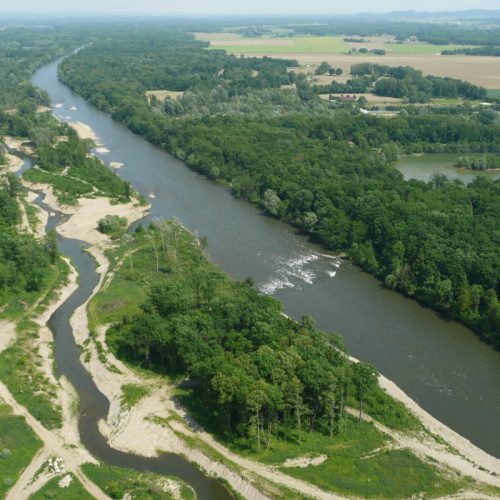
18, 158, 233, 500
30, 56, 500, 458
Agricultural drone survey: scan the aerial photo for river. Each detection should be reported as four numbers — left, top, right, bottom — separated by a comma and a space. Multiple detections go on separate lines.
31, 57, 500, 459
18, 159, 232, 499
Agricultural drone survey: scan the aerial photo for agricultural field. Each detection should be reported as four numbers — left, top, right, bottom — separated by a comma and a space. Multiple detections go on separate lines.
195, 33, 350, 54
195, 32, 500, 89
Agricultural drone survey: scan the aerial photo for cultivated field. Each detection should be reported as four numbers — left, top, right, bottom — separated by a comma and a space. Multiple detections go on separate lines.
194, 32, 500, 89
195, 33, 349, 54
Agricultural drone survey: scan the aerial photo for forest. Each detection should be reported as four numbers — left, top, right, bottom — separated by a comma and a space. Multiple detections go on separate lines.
0, 27, 80, 308
58, 29, 500, 347
0, 25, 134, 304
0, 177, 55, 299
455, 154, 500, 170
107, 220, 404, 446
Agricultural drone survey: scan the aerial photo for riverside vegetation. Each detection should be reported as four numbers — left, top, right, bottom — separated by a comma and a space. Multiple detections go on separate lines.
0, 25, 164, 497
88, 219, 483, 498
58, 27, 500, 347
0, 18, 499, 499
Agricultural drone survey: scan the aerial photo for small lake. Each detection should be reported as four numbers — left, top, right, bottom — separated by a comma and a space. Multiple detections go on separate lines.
396, 153, 500, 183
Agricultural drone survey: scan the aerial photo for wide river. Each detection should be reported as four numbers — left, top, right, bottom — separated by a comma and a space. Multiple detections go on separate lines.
32, 57, 500, 458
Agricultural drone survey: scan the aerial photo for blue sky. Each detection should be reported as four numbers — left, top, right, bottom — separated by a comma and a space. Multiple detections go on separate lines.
1, 0, 499, 15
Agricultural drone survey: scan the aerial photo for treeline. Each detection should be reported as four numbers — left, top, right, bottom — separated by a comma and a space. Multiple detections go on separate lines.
59, 31, 500, 346
0, 26, 84, 109
0, 176, 55, 299
442, 46, 500, 56
351, 63, 487, 102
108, 221, 387, 445
455, 154, 500, 170
0, 26, 85, 307
27, 125, 132, 205
311, 77, 369, 95
289, 20, 500, 46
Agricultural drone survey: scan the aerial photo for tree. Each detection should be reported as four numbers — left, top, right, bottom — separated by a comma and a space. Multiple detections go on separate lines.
45, 230, 58, 264
285, 376, 306, 444
262, 189, 281, 216
352, 362, 378, 422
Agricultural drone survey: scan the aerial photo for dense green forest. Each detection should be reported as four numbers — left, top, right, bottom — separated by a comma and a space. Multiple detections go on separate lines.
107, 221, 411, 446
58, 29, 500, 346
0, 27, 82, 308
455, 154, 500, 170
0, 176, 55, 300
0, 25, 134, 303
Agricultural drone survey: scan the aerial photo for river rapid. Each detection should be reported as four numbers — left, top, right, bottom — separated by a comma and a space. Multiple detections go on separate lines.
31, 57, 500, 459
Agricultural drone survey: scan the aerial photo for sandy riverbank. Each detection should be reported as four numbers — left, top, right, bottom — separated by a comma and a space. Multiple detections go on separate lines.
0, 239, 100, 499
76, 232, 500, 498
2, 153, 24, 174
3, 136, 35, 155
377, 374, 500, 483
5, 124, 499, 497
68, 121, 98, 141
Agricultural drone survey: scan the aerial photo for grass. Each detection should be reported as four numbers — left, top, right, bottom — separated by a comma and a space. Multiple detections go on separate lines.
197, 33, 473, 57
0, 402, 43, 497
23, 168, 92, 205
383, 42, 472, 55
284, 447, 462, 498
202, 34, 349, 55
96, 225, 463, 499
0, 319, 63, 429
87, 240, 152, 328
175, 386, 460, 498
30, 473, 93, 499
0, 259, 69, 429
120, 383, 149, 409
81, 463, 195, 500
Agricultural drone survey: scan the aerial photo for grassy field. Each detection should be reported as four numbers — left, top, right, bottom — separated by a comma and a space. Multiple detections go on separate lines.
87, 236, 153, 328
175, 387, 461, 499
120, 383, 149, 409
196, 33, 349, 54
195, 32, 500, 88
196, 32, 468, 57
0, 318, 63, 429
30, 474, 93, 499
0, 259, 69, 429
383, 42, 471, 55
81, 463, 195, 499
93, 225, 473, 499
0, 403, 43, 497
